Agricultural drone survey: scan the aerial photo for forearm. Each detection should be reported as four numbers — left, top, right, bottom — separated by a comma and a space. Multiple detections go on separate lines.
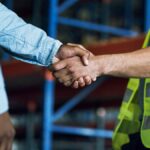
0, 3, 62, 66
95, 47, 150, 78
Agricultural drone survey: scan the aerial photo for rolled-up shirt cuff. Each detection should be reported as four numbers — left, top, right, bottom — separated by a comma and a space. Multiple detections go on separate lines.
0, 87, 9, 114
39, 38, 62, 66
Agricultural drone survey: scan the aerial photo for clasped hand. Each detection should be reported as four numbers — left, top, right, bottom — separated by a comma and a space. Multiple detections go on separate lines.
51, 43, 99, 88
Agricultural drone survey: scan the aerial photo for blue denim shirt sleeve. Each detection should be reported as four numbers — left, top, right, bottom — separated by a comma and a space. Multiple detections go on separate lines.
0, 3, 62, 66
0, 66, 8, 114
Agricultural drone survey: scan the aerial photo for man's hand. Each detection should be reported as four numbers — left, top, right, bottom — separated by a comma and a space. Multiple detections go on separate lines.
55, 43, 93, 66
53, 56, 99, 88
0, 112, 15, 150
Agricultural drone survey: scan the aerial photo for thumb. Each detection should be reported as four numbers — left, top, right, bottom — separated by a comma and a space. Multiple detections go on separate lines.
67, 43, 90, 66
82, 52, 90, 66
82, 52, 94, 66
52, 60, 67, 71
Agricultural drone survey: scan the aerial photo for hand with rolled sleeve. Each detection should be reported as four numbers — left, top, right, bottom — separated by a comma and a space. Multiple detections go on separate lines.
53, 43, 95, 87
0, 3, 94, 86
0, 112, 15, 150
0, 67, 15, 150
0, 2, 95, 150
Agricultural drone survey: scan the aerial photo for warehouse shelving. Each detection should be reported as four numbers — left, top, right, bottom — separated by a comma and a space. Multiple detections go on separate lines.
2, 35, 146, 150
3, 0, 150, 150
44, 0, 150, 150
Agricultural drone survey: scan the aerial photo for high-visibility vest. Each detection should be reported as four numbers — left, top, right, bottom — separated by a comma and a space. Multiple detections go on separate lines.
112, 30, 150, 150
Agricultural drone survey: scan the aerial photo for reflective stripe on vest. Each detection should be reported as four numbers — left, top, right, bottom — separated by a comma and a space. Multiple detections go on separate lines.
141, 78, 150, 148
113, 30, 150, 150
112, 79, 141, 150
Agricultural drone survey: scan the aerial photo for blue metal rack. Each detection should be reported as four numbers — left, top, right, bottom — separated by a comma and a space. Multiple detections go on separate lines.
44, 0, 150, 150
43, 1, 150, 150
3, 0, 150, 150
145, 0, 150, 32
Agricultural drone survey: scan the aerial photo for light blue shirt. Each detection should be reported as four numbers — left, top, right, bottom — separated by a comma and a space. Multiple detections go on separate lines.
0, 67, 8, 114
0, 3, 62, 114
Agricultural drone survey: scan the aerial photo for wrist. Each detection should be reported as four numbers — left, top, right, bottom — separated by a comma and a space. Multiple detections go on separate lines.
101, 54, 125, 76
0, 112, 9, 117
55, 44, 65, 59
91, 56, 103, 77
93, 55, 106, 76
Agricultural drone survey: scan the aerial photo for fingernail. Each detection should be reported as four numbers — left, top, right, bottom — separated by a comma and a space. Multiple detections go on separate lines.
84, 59, 89, 66
93, 78, 96, 81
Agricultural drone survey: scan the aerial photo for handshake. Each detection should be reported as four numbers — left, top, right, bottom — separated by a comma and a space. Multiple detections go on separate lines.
50, 43, 102, 88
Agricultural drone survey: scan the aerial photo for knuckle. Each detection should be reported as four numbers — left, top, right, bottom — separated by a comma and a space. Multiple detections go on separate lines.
5, 129, 15, 139
74, 46, 79, 51
58, 78, 63, 83
0, 128, 16, 140
90, 52, 94, 57
68, 67, 74, 73
0, 134, 4, 140
77, 44, 82, 48
7, 128, 16, 139
64, 81, 71, 87
72, 72, 78, 79
54, 72, 59, 78
54, 65, 59, 71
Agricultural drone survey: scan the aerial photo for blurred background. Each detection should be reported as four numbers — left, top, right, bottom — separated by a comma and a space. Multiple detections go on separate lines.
0, 0, 149, 150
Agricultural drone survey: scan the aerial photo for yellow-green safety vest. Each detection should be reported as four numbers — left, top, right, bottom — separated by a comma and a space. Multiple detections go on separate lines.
112, 30, 150, 150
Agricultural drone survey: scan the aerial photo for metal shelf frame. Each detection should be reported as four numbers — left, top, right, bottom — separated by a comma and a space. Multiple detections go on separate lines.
3, 0, 150, 150
44, 1, 150, 150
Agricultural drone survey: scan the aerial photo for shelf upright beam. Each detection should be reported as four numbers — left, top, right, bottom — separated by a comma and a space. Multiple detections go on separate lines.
43, 1, 142, 149
145, 0, 150, 32
42, 0, 58, 149
43, 72, 55, 150
48, 0, 58, 38
124, 0, 133, 29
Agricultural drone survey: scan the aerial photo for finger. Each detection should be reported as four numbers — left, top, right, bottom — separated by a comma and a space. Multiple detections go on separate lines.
6, 138, 13, 150
67, 43, 90, 66
58, 75, 72, 84
82, 53, 90, 66
64, 81, 72, 87
0, 139, 7, 150
54, 70, 73, 83
78, 77, 86, 87
54, 69, 68, 78
62, 75, 72, 83
75, 48, 90, 66
67, 43, 95, 57
67, 43, 87, 51
84, 76, 92, 85
52, 57, 60, 63
92, 77, 97, 81
58, 78, 63, 83
72, 81, 79, 89
52, 60, 67, 71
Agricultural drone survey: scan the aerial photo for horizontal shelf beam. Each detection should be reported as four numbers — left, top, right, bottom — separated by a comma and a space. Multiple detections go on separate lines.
58, 17, 138, 37
53, 77, 108, 122
53, 125, 113, 138
58, 0, 78, 14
